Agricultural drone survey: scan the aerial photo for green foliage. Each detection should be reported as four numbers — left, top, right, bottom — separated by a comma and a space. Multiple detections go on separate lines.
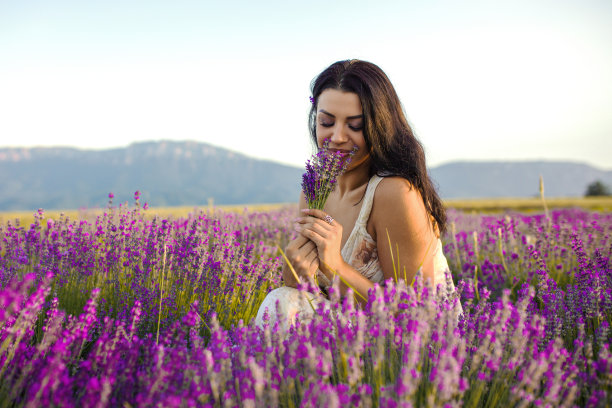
585, 180, 611, 197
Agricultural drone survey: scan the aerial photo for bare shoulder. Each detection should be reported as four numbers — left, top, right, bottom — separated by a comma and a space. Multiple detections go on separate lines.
374, 176, 425, 211
370, 176, 430, 235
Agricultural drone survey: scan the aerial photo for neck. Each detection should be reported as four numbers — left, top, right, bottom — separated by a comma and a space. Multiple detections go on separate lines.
336, 158, 371, 197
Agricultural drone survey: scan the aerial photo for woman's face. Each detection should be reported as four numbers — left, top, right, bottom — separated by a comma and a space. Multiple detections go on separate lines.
315, 89, 369, 170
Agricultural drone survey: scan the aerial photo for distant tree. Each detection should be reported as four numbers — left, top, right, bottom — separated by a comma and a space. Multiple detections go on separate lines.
585, 180, 611, 197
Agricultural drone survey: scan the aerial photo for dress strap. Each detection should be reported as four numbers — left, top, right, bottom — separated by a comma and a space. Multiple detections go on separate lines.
355, 175, 384, 226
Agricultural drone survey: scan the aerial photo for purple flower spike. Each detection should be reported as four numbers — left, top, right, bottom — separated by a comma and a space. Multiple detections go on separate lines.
300, 140, 358, 210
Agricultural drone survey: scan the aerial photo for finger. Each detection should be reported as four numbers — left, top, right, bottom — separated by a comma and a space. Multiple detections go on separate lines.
301, 222, 330, 239
301, 208, 336, 225
286, 236, 309, 258
296, 220, 332, 238
288, 233, 309, 249
310, 256, 320, 272
299, 240, 317, 252
299, 227, 324, 246
293, 244, 316, 263
295, 218, 333, 238
295, 215, 329, 224
291, 240, 317, 264
296, 216, 334, 232
304, 251, 319, 277
304, 249, 318, 264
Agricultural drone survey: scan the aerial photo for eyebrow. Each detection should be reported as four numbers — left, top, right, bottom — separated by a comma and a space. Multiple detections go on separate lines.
318, 109, 364, 120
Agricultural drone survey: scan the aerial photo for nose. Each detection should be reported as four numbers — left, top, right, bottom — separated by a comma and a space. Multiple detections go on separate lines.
330, 124, 348, 144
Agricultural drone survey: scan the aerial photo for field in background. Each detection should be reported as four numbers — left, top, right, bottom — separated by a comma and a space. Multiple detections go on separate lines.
0, 203, 291, 226
444, 196, 612, 212
1, 196, 611, 226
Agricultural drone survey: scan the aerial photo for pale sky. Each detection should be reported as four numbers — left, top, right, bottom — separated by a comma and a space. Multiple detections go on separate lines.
1, 0, 611, 169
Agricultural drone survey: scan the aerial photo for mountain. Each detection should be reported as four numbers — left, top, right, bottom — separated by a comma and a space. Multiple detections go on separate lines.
0, 141, 610, 211
430, 161, 612, 199
0, 141, 303, 211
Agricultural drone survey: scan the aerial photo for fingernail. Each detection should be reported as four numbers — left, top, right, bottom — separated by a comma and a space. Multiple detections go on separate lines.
293, 217, 302, 222
295, 225, 302, 232
301, 209, 310, 213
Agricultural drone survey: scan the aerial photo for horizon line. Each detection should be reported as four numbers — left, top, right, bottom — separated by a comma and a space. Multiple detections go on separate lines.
1, 139, 610, 171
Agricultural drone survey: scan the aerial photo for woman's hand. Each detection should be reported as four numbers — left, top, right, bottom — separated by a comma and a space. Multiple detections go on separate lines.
283, 234, 319, 287
295, 209, 345, 276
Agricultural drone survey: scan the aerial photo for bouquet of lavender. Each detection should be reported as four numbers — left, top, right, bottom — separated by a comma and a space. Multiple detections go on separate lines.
301, 140, 358, 210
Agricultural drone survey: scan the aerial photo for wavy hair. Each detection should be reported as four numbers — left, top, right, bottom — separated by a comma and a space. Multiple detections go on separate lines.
308, 59, 446, 234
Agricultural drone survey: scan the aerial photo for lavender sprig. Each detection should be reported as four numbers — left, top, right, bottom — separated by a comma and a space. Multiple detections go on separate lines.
301, 140, 358, 210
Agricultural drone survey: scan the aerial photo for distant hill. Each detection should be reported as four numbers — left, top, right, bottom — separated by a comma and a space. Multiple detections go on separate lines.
0, 141, 303, 211
430, 161, 612, 199
0, 141, 610, 211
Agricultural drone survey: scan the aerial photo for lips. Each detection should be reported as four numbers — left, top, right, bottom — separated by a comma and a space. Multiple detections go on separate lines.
328, 148, 351, 154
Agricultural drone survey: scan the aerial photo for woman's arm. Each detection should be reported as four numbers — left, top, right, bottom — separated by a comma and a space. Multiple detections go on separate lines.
296, 177, 438, 305
371, 177, 437, 285
295, 208, 375, 305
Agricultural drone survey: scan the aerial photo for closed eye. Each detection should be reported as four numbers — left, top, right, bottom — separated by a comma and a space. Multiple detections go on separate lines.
320, 121, 363, 131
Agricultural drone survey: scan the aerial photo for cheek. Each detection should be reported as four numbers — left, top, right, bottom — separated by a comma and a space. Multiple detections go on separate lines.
316, 126, 330, 145
354, 134, 367, 150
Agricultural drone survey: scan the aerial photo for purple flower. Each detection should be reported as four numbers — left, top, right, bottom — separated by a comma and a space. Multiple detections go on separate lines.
301, 139, 358, 210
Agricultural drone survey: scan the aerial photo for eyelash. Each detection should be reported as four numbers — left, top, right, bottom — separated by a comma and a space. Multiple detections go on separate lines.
320, 122, 363, 131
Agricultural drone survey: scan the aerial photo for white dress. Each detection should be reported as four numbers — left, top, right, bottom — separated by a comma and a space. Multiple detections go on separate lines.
254, 175, 459, 330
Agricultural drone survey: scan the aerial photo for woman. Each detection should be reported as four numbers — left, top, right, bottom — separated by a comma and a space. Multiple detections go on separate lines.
255, 59, 458, 330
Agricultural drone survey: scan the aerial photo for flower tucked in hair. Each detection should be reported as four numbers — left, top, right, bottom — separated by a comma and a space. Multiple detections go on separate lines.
301, 140, 358, 210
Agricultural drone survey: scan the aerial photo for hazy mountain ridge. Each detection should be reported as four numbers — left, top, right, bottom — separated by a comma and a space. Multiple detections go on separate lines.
430, 161, 612, 199
0, 141, 303, 211
0, 141, 610, 211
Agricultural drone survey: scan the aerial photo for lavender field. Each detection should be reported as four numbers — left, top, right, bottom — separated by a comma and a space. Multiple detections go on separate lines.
0, 194, 610, 407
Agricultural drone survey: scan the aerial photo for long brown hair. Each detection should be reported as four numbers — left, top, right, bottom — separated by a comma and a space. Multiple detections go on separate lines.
308, 59, 447, 234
